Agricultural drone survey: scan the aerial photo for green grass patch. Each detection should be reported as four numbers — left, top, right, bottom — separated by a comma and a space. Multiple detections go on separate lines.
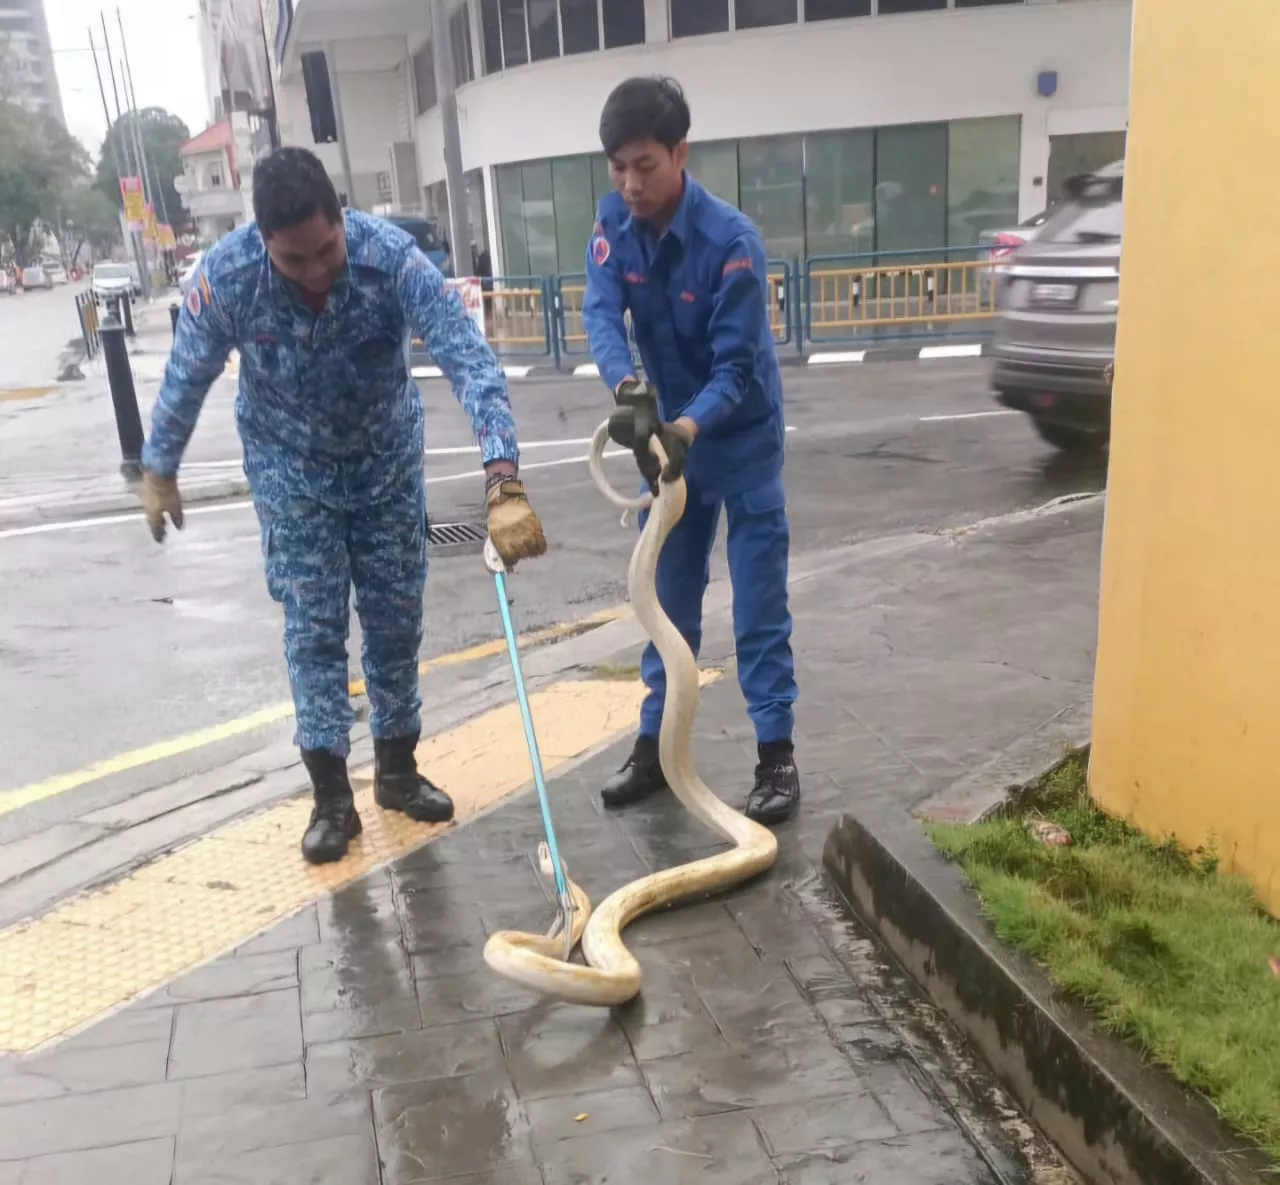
927, 752, 1280, 1161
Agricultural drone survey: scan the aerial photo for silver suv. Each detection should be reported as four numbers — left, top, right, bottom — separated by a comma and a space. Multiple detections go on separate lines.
990, 161, 1123, 452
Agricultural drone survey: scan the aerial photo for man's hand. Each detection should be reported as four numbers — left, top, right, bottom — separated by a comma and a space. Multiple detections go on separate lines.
141, 469, 184, 543
487, 478, 547, 567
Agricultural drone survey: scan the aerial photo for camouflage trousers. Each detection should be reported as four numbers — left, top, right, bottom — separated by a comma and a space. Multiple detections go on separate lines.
250, 458, 427, 757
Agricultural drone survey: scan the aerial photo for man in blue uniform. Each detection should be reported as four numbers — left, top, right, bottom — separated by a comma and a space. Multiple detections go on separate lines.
583, 77, 799, 825
141, 147, 547, 864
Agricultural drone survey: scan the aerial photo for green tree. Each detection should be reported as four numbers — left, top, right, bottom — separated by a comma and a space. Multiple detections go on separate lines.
0, 100, 90, 264
59, 186, 120, 264
95, 108, 190, 229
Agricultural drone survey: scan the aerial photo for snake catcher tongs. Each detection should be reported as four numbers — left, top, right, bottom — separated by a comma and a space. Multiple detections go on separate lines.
483, 536, 578, 961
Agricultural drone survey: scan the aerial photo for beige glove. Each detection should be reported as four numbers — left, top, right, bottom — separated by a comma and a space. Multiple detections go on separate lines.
487, 478, 547, 567
141, 468, 184, 542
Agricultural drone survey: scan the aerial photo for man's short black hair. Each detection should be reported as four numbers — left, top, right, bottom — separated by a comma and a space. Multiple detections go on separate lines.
599, 76, 691, 158
252, 147, 343, 239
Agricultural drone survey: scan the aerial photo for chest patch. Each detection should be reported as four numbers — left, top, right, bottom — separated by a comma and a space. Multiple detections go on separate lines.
591, 235, 611, 266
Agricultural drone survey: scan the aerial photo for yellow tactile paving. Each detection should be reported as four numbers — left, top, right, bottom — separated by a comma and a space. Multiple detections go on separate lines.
0, 672, 718, 1054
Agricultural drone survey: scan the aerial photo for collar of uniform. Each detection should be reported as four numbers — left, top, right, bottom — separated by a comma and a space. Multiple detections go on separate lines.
622, 171, 698, 248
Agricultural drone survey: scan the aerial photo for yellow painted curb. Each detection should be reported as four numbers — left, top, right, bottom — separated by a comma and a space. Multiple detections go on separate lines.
0, 386, 56, 403
0, 670, 717, 1054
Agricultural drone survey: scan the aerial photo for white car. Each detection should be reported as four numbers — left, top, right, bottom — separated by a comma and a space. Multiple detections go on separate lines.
91, 262, 134, 305
21, 264, 52, 290
44, 261, 68, 285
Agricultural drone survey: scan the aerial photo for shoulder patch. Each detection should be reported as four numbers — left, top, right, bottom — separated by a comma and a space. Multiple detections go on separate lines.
185, 284, 203, 318
722, 256, 753, 277
591, 234, 611, 266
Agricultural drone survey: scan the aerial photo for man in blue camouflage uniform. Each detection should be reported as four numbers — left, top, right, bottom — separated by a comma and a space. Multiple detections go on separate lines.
141, 147, 547, 864
583, 77, 800, 825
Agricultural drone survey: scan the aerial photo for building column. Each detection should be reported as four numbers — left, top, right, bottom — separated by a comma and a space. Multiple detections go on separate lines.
483, 166, 502, 277
644, 0, 670, 43
1017, 105, 1051, 220
431, 7, 471, 275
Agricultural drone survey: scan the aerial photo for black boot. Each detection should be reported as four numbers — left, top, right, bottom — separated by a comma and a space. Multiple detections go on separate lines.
601, 734, 667, 809
374, 734, 455, 824
300, 749, 362, 865
746, 741, 801, 825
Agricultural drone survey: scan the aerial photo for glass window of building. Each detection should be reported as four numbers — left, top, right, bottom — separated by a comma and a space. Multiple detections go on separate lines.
480, 0, 503, 73
735, 0, 797, 29
495, 164, 530, 275
552, 156, 596, 274
671, 0, 729, 38
521, 160, 558, 275
412, 42, 436, 116
877, 0, 945, 12
874, 122, 948, 255
1046, 130, 1126, 203
591, 154, 613, 207
738, 135, 805, 259
500, 0, 530, 66
528, 0, 560, 60
450, 7, 475, 85
687, 141, 740, 208
947, 116, 1020, 247
804, 0, 870, 19
560, 0, 600, 53
603, 0, 646, 46
804, 129, 874, 258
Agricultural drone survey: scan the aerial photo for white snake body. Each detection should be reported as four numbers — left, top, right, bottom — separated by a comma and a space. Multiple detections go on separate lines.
482, 422, 779, 1006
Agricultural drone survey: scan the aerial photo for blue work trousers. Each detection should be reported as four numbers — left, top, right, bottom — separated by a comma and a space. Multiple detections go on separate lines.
252, 463, 427, 757
639, 475, 797, 744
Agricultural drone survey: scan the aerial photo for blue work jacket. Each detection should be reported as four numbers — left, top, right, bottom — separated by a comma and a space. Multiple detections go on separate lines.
143, 210, 518, 504
582, 175, 785, 500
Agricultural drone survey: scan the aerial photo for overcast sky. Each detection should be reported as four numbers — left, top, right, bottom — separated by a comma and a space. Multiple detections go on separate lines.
46, 0, 210, 157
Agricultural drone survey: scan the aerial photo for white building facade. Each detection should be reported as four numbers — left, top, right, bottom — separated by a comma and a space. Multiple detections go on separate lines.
272, 0, 1130, 277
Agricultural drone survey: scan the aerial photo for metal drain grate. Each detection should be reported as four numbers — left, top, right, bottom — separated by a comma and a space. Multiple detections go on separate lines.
427, 520, 487, 555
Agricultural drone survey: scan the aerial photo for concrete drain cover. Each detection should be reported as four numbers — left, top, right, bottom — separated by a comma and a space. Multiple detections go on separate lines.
427, 521, 487, 555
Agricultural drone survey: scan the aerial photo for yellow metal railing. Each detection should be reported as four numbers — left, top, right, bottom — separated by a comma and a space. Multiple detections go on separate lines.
483, 282, 547, 349
557, 267, 791, 353
806, 257, 998, 334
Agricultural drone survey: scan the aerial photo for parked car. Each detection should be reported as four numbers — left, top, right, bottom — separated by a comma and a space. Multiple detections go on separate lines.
44, 260, 68, 285
382, 215, 453, 278
91, 261, 135, 305
127, 261, 143, 297
989, 161, 1123, 452
21, 264, 52, 290
978, 209, 1052, 303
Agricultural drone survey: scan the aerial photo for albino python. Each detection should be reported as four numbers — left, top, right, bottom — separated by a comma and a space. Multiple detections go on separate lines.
482, 421, 779, 1006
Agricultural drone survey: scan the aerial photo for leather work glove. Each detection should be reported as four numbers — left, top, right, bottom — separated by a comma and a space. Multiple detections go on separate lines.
141, 468, 184, 543
609, 379, 662, 490
487, 477, 548, 567
608, 400, 694, 495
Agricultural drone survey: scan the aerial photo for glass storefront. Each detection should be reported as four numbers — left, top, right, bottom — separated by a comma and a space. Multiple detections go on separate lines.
494, 115, 1022, 275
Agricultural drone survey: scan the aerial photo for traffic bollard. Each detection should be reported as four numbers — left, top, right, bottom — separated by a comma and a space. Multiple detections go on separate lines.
122, 293, 136, 338
169, 302, 179, 333
99, 312, 146, 481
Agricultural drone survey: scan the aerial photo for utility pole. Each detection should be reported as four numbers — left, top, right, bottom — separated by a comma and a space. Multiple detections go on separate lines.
429, 6, 471, 276
88, 26, 145, 288
117, 10, 167, 226
98, 14, 149, 296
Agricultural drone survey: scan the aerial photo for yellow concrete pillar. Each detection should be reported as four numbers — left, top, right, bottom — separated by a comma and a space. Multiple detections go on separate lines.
1091, 0, 1280, 910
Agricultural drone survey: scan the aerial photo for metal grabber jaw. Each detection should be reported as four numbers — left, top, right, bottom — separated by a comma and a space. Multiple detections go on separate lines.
485, 536, 578, 964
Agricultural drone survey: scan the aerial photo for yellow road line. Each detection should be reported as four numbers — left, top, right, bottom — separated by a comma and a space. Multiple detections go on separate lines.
0, 606, 628, 818
0, 386, 56, 403
0, 669, 719, 1054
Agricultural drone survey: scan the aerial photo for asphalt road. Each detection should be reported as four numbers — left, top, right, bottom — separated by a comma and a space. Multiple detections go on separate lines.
0, 358, 1107, 850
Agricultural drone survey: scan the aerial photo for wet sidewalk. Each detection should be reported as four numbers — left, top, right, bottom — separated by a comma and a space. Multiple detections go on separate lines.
0, 496, 1102, 1183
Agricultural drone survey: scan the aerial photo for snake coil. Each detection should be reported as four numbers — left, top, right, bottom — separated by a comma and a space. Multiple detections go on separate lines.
481, 422, 779, 1005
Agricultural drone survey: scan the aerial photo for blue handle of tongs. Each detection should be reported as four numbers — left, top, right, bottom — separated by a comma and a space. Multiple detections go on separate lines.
492, 569, 570, 901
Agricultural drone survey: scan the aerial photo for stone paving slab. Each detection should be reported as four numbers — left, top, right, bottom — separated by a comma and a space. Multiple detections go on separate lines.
0, 497, 1102, 1183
